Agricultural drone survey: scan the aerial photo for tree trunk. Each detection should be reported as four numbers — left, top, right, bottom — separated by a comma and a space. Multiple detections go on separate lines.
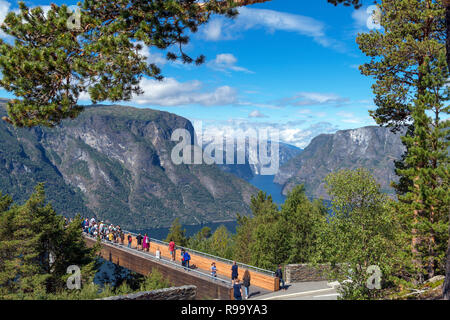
443, 0, 450, 302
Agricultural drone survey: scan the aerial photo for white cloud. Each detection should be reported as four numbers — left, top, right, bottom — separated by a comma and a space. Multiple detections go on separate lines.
336, 111, 374, 125
352, 8, 369, 30
207, 53, 253, 74
202, 19, 226, 41
138, 43, 167, 66
280, 92, 350, 107
351, 6, 382, 33
200, 7, 342, 50
248, 110, 268, 118
132, 77, 238, 106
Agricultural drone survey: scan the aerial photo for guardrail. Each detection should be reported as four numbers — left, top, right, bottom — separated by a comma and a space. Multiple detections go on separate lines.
125, 230, 275, 277
84, 233, 232, 286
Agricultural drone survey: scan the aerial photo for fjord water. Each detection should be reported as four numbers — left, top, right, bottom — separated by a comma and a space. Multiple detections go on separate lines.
248, 174, 286, 205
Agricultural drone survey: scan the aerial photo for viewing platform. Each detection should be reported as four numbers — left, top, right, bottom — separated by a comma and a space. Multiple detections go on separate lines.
83, 232, 279, 300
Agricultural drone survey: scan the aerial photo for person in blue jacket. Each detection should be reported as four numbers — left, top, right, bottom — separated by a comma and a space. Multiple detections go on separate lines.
183, 251, 191, 270
231, 261, 239, 280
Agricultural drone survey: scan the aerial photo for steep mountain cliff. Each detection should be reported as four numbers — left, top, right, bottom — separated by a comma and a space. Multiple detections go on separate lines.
274, 126, 405, 199
0, 99, 258, 229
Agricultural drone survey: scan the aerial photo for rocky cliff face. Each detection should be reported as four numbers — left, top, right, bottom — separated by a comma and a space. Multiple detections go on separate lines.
0, 100, 258, 229
274, 126, 405, 199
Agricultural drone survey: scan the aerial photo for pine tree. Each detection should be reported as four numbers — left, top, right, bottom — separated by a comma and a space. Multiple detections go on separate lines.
233, 214, 254, 264
0, 0, 270, 127
280, 185, 328, 264
396, 53, 449, 281
165, 217, 187, 247
209, 225, 234, 259
0, 184, 99, 299
357, 0, 449, 284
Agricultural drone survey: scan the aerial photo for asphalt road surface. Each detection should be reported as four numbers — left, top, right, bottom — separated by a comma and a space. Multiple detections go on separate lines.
250, 281, 339, 300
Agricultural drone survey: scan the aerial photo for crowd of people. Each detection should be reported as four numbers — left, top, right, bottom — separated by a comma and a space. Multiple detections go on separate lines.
80, 217, 284, 299
82, 217, 125, 244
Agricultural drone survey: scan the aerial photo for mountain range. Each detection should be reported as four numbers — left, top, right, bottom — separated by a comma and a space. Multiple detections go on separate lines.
0, 99, 258, 229
201, 137, 302, 180
274, 126, 405, 199
0, 98, 408, 228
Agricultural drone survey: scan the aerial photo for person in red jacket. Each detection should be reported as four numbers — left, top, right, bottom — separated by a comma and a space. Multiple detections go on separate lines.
169, 239, 176, 261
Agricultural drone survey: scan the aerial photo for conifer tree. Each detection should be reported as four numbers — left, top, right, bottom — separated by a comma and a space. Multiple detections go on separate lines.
165, 217, 187, 247
396, 53, 449, 281
0, 0, 270, 127
0, 184, 99, 299
280, 185, 328, 264
357, 0, 449, 284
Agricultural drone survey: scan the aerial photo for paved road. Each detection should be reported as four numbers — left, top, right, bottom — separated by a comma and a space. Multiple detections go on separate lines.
250, 281, 339, 300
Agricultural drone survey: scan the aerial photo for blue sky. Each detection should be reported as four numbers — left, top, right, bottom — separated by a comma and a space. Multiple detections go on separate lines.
0, 0, 382, 148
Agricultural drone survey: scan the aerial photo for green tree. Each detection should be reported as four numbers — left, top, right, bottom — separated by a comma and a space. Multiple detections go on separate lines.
319, 169, 403, 300
357, 0, 445, 130
357, 0, 449, 284
327, 0, 363, 8
187, 226, 212, 252
232, 191, 284, 270
209, 225, 234, 259
0, 184, 99, 299
280, 185, 328, 264
233, 214, 254, 264
165, 217, 187, 247
0, 0, 270, 127
395, 53, 449, 281
139, 269, 172, 291
247, 192, 286, 270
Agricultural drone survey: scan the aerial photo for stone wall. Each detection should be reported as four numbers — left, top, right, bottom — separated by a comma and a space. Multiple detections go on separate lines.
100, 285, 197, 300
284, 264, 329, 283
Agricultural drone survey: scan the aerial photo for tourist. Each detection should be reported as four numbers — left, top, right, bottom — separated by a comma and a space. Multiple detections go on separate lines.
233, 279, 243, 300
145, 233, 150, 251
231, 261, 239, 280
82, 218, 89, 233
120, 229, 125, 244
243, 269, 251, 299
169, 239, 176, 261
211, 262, 217, 278
275, 264, 286, 290
143, 234, 149, 252
156, 247, 161, 259
180, 249, 186, 267
183, 250, 191, 270
127, 234, 132, 248
108, 230, 114, 242
136, 233, 143, 250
